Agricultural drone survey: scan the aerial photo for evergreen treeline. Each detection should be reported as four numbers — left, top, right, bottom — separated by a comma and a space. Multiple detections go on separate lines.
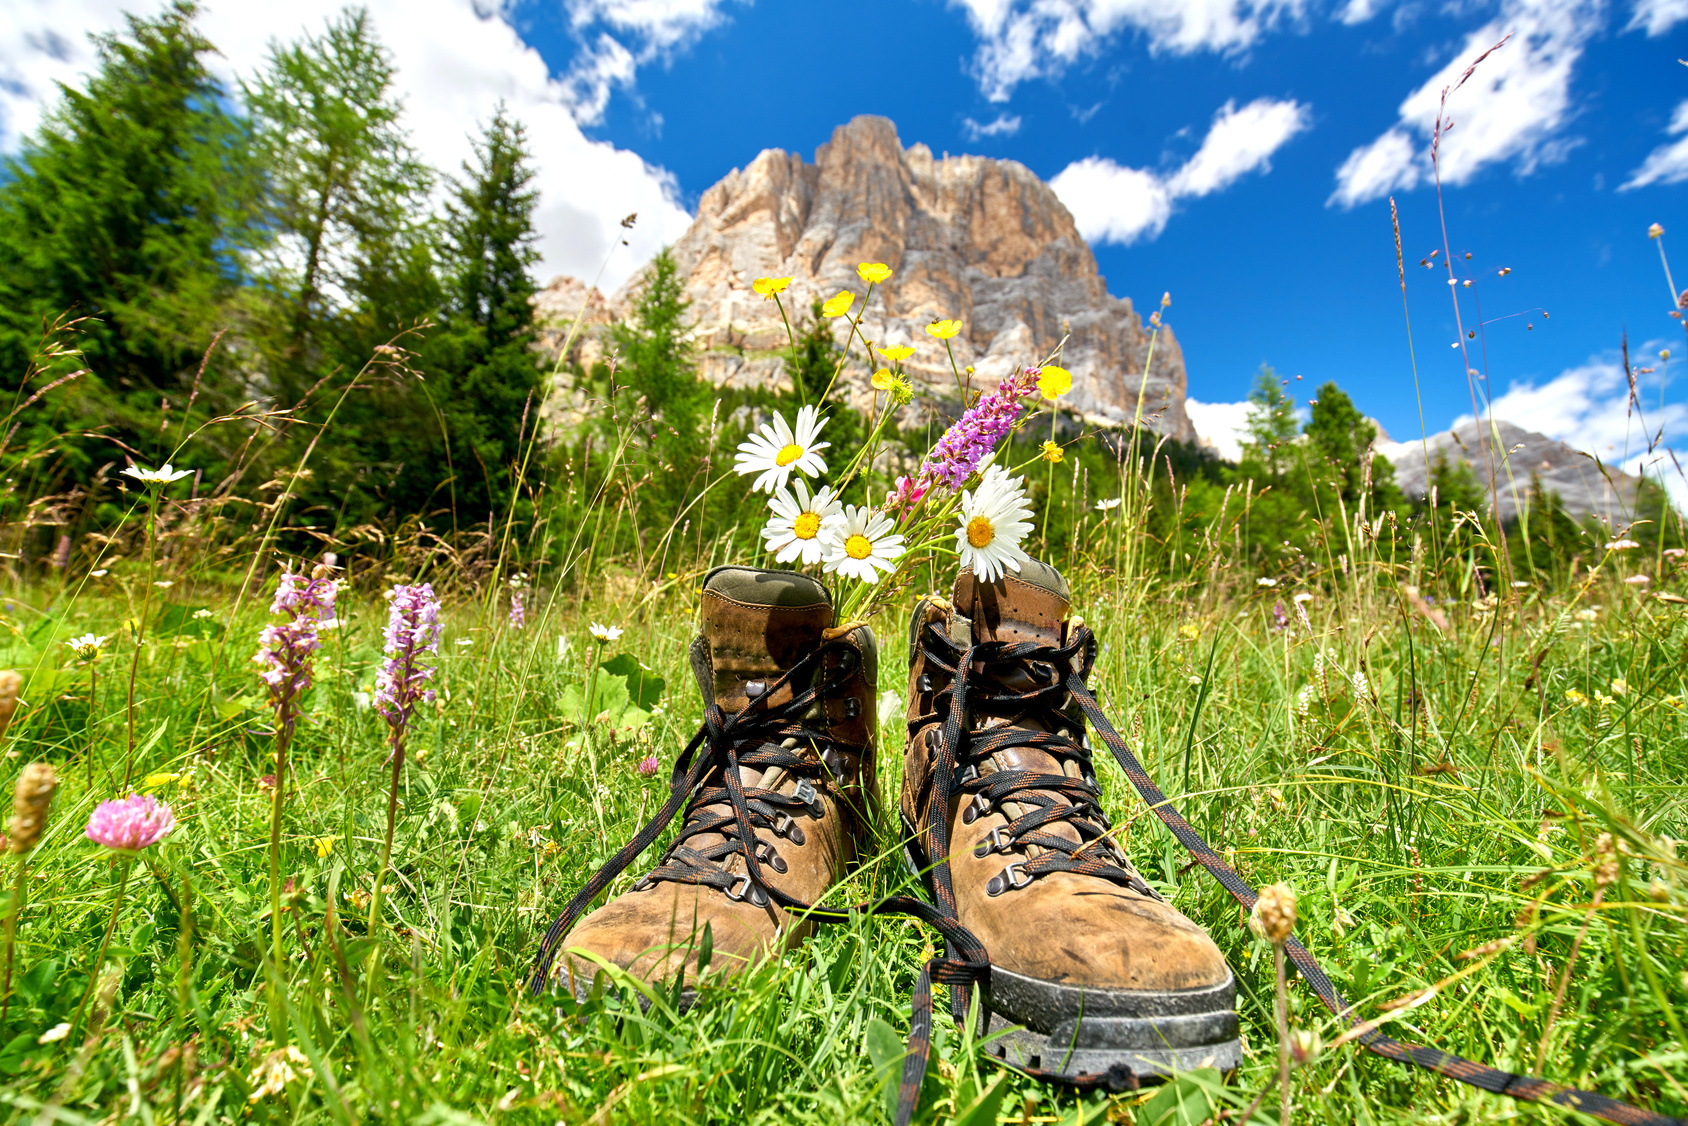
1, 3, 546, 538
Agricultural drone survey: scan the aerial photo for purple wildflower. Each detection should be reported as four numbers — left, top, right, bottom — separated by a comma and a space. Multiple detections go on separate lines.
1270, 602, 1289, 631
636, 754, 660, 776
893, 367, 1040, 510
85, 793, 175, 851
252, 571, 337, 735
508, 590, 526, 630
375, 583, 442, 743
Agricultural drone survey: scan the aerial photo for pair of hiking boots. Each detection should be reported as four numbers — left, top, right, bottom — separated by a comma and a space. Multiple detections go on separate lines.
535, 559, 1239, 1083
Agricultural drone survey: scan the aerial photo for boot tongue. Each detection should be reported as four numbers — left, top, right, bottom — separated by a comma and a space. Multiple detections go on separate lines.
697, 566, 833, 711
953, 557, 1070, 646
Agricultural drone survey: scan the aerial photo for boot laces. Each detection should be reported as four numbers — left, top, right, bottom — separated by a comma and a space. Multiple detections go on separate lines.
920, 620, 1153, 899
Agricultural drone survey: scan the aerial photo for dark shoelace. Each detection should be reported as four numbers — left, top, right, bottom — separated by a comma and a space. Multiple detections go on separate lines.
526, 639, 992, 1126
913, 619, 1684, 1126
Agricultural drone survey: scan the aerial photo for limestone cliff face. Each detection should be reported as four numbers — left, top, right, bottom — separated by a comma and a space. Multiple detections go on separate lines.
540, 116, 1194, 441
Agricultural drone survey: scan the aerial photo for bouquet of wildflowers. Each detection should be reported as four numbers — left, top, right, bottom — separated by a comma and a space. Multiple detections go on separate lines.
736, 263, 1071, 619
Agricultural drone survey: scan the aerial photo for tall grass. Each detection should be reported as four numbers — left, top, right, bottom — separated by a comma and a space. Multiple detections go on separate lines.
0, 374, 1684, 1124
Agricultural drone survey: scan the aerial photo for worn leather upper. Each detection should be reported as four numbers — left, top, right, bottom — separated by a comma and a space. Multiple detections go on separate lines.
901, 563, 1232, 994
559, 566, 876, 991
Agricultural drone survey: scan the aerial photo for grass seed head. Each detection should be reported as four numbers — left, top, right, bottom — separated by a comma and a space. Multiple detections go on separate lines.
9, 761, 58, 854
1251, 882, 1298, 943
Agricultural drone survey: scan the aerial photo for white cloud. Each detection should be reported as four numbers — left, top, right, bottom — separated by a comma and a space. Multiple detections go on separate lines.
962, 113, 1023, 140
949, 0, 1310, 102
0, 0, 694, 292
1329, 127, 1418, 205
1186, 397, 1255, 461
1621, 99, 1688, 190
1335, 0, 1389, 24
558, 0, 738, 125
1052, 97, 1310, 244
1626, 0, 1688, 35
1455, 350, 1688, 510
1330, 0, 1600, 208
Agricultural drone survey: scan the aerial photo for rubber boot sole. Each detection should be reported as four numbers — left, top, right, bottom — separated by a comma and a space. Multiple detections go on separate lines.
901, 824, 1241, 1081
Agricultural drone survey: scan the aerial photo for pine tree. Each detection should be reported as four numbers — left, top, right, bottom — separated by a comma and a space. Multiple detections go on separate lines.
244, 5, 434, 401
0, 1, 260, 481
1240, 365, 1300, 479
611, 249, 707, 521
415, 107, 546, 524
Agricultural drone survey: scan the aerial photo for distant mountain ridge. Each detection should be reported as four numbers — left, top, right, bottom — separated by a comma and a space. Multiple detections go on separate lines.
1379, 420, 1649, 523
536, 115, 1195, 441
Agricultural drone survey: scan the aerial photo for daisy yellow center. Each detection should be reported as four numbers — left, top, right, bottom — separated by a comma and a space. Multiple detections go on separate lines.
966, 516, 996, 548
775, 443, 804, 467
845, 534, 873, 560
793, 512, 821, 540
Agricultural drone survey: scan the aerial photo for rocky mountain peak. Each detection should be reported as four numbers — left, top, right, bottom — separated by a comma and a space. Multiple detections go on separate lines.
538, 115, 1194, 441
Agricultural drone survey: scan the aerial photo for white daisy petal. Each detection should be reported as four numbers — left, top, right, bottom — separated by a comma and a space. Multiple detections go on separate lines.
955, 466, 1035, 584
760, 480, 844, 566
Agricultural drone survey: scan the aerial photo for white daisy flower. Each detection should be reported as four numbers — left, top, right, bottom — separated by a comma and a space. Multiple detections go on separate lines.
822, 505, 905, 584
588, 622, 623, 643
66, 633, 108, 659
733, 405, 830, 494
761, 480, 844, 565
1605, 539, 1640, 551
121, 463, 192, 485
954, 466, 1034, 584
1095, 497, 1122, 511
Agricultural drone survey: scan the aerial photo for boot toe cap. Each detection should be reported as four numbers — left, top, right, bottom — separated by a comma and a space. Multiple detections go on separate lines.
552, 883, 778, 994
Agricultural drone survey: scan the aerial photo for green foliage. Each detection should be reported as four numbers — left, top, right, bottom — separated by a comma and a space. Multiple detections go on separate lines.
0, 2, 262, 486
1241, 365, 1299, 479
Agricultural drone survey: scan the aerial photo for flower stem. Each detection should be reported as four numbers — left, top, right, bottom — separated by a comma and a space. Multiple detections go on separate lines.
1275, 940, 1291, 1126
72, 856, 133, 1040
267, 726, 292, 978
944, 339, 966, 404
124, 489, 161, 790
773, 294, 803, 407
366, 729, 405, 968
0, 854, 28, 1022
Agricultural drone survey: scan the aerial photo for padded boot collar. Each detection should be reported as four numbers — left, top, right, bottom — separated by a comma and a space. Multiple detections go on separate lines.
696, 566, 832, 712
952, 558, 1070, 647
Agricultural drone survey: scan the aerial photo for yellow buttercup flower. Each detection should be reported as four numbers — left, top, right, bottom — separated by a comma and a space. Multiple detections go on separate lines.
315, 836, 337, 858
753, 276, 793, 299
857, 262, 892, 285
927, 318, 962, 340
822, 291, 854, 318
879, 344, 915, 362
1039, 440, 1064, 463
142, 772, 183, 791
871, 368, 895, 391
1037, 365, 1072, 400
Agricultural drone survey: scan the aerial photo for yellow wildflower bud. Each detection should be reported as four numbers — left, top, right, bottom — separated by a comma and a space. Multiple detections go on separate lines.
752, 276, 792, 299
879, 344, 915, 362
926, 318, 962, 340
857, 262, 892, 285
821, 291, 854, 318
1039, 440, 1064, 463
1036, 366, 1072, 400
871, 369, 895, 391
1649, 223, 1665, 240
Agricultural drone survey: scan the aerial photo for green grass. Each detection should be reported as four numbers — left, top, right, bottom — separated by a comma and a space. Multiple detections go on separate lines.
0, 544, 1685, 1125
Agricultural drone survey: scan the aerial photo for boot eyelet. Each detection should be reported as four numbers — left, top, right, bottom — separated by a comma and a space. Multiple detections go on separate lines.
745, 680, 767, 699
632, 876, 653, 892
794, 779, 816, 805
985, 861, 1032, 896
958, 792, 991, 825
843, 698, 861, 718
774, 814, 807, 846
973, 826, 1013, 858
755, 841, 788, 874
728, 874, 769, 906
917, 673, 934, 692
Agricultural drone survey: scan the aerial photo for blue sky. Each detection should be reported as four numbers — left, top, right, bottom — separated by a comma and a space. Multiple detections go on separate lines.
4, 0, 1686, 492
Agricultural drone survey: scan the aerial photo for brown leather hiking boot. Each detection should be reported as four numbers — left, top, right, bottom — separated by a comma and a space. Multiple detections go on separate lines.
531, 565, 878, 999
900, 559, 1240, 1079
